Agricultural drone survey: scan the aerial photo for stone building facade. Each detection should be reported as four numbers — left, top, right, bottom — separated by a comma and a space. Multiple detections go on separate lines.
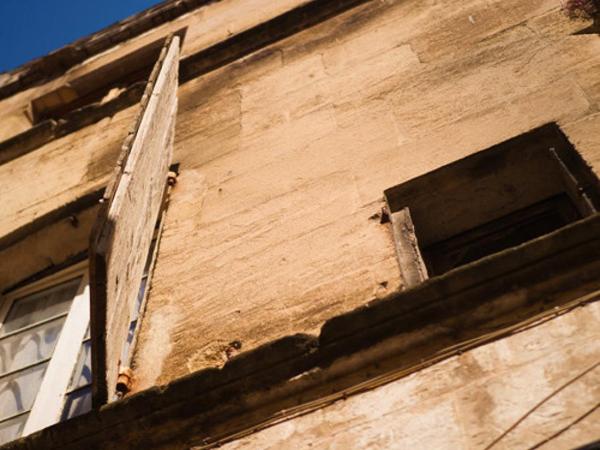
0, 0, 599, 448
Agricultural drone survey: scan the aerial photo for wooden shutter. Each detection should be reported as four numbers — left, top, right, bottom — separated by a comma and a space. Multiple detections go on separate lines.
90, 36, 179, 405
387, 207, 428, 288
549, 147, 597, 216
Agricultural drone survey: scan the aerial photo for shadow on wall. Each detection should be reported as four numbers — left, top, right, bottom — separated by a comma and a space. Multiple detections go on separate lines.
566, 0, 600, 33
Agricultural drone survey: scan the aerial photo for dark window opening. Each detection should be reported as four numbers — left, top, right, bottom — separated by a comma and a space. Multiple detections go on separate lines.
422, 194, 581, 276
384, 123, 600, 280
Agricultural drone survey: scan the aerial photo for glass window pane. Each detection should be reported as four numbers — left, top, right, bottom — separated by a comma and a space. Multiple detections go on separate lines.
1, 278, 80, 336
61, 386, 92, 420
0, 363, 47, 421
120, 320, 137, 364
68, 341, 92, 391
132, 278, 147, 322
0, 317, 65, 376
0, 413, 28, 446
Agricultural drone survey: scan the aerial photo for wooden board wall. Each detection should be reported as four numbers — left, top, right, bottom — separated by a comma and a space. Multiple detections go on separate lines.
90, 36, 179, 405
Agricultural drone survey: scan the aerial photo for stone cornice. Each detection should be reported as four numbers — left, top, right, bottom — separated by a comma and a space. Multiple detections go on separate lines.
0, 0, 216, 100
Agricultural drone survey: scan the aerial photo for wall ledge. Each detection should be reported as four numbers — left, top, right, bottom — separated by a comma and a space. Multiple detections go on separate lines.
2, 214, 600, 450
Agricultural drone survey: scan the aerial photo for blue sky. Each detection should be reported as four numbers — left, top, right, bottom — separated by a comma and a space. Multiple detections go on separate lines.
0, 0, 162, 73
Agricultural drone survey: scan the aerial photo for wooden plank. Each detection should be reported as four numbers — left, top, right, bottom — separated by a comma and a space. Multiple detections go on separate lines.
387, 207, 428, 289
90, 36, 179, 405
549, 147, 597, 216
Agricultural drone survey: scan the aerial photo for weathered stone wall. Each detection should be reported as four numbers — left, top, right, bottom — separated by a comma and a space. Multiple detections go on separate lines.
0, 107, 133, 239
220, 301, 600, 450
0, 0, 308, 143
1, 0, 599, 447
0, 0, 314, 292
132, 0, 600, 389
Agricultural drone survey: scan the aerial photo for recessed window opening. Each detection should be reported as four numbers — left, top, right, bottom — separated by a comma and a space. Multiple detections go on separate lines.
29, 28, 186, 124
421, 193, 580, 275
385, 123, 600, 279
0, 264, 88, 445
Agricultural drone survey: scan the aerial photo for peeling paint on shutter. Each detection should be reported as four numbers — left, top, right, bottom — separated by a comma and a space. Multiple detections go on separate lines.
90, 36, 179, 405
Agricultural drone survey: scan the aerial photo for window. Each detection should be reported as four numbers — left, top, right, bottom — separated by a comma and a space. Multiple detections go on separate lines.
0, 236, 157, 442
384, 123, 600, 284
61, 326, 92, 421
0, 263, 89, 445
0, 31, 178, 445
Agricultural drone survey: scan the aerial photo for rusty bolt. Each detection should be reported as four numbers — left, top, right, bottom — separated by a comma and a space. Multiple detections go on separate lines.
116, 367, 134, 396
167, 170, 178, 186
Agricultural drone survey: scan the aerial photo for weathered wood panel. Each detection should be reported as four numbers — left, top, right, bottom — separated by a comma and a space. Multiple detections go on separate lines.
90, 36, 179, 405
386, 208, 428, 288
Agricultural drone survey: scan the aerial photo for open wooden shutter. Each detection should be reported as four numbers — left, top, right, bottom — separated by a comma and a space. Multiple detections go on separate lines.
386, 207, 428, 288
90, 36, 179, 405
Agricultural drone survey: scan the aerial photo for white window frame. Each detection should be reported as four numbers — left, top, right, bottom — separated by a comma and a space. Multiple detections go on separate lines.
0, 261, 90, 438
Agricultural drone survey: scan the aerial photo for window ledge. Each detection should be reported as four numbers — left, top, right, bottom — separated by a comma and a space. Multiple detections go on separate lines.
0, 83, 144, 166
3, 214, 599, 449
